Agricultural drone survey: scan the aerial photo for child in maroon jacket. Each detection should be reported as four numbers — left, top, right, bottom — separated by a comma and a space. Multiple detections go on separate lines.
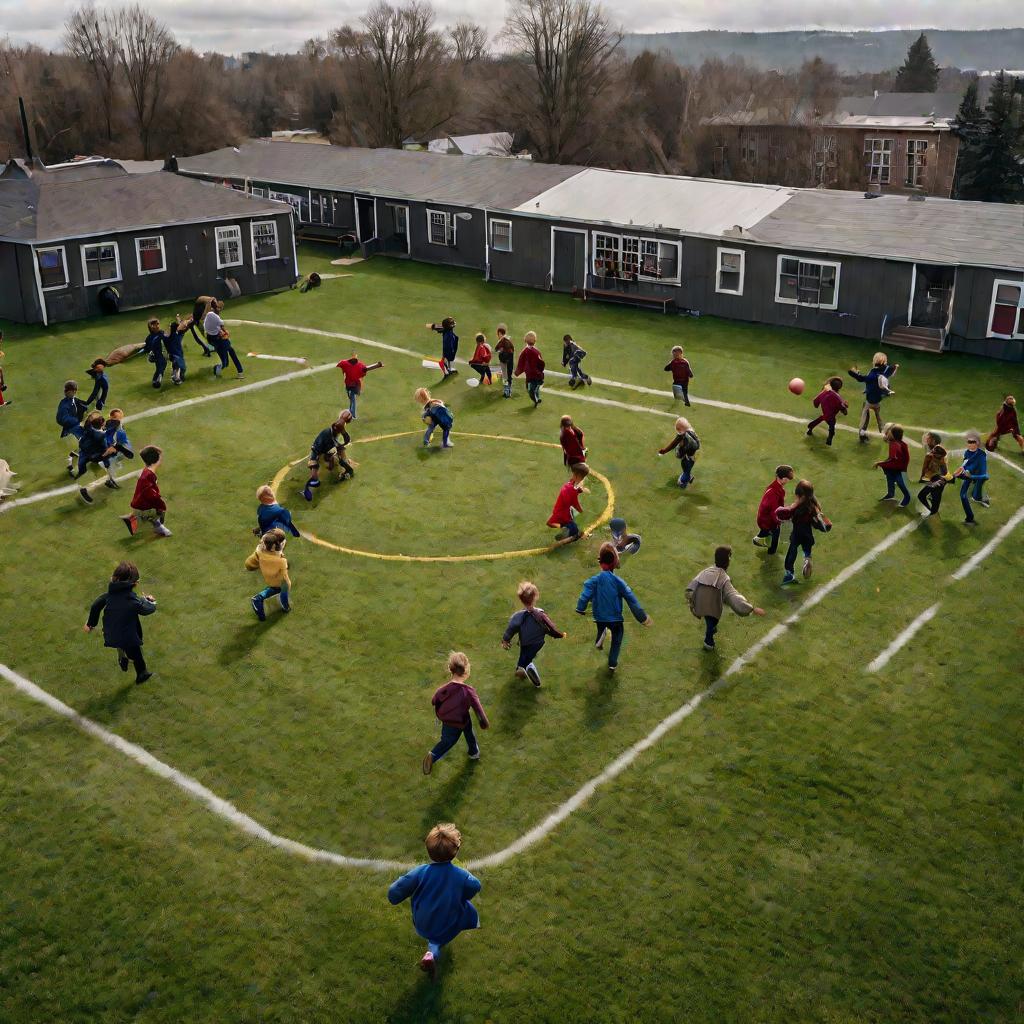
547, 463, 589, 542
422, 652, 490, 774
121, 445, 171, 537
984, 395, 1023, 453
753, 464, 795, 554
664, 345, 693, 405
559, 415, 587, 467
514, 331, 545, 406
874, 424, 911, 507
806, 377, 848, 445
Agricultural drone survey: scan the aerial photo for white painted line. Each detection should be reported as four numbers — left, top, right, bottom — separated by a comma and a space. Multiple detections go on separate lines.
951, 501, 1024, 580
0, 469, 142, 514
246, 352, 309, 364
866, 602, 941, 672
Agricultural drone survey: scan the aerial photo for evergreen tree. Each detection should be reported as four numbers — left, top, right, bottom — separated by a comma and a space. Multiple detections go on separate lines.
958, 71, 1024, 203
952, 78, 986, 198
894, 33, 940, 93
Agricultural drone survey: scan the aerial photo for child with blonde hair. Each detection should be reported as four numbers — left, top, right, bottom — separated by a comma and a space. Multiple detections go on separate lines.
245, 528, 291, 620
415, 387, 454, 448
849, 352, 898, 442
387, 822, 482, 980
664, 345, 693, 405
514, 331, 545, 406
255, 484, 300, 537
657, 416, 701, 488
501, 581, 566, 687
423, 652, 489, 774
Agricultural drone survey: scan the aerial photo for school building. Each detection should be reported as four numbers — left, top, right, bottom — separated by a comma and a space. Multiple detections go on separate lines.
178, 140, 1024, 361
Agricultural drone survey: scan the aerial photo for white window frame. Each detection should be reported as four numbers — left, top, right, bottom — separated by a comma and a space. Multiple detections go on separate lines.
716, 247, 745, 296
250, 186, 266, 197
80, 240, 122, 285
987, 279, 1024, 340
215, 225, 243, 269
134, 235, 166, 276
906, 139, 928, 188
36, 245, 69, 291
591, 231, 680, 285
251, 220, 279, 263
775, 254, 841, 311
269, 190, 301, 218
864, 137, 892, 184
490, 218, 512, 253
427, 208, 455, 247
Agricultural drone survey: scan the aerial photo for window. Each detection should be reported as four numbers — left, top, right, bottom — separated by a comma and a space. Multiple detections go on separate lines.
269, 190, 301, 218
593, 232, 680, 283
490, 219, 512, 253
215, 225, 243, 269
427, 209, 455, 246
593, 233, 620, 276
391, 205, 408, 235
988, 280, 1024, 339
712, 145, 728, 177
716, 248, 745, 295
36, 246, 68, 290
81, 241, 121, 284
813, 135, 837, 185
252, 220, 279, 261
864, 138, 892, 184
640, 239, 679, 281
776, 255, 840, 310
740, 136, 757, 164
251, 186, 267, 197
135, 235, 165, 275
906, 139, 928, 187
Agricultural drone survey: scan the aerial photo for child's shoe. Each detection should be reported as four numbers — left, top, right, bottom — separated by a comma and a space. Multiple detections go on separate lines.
586, 375, 593, 385
525, 664, 542, 687
421, 752, 434, 775
213, 364, 222, 377
104, 478, 120, 489
595, 627, 607, 650
899, 498, 910, 507
442, 442, 454, 449
302, 486, 313, 502
802, 557, 813, 579
135, 671, 153, 685
121, 513, 139, 535
964, 518, 977, 526
418, 951, 437, 980
781, 571, 797, 585
236, 373, 245, 380
251, 595, 266, 621
152, 376, 162, 389
118, 651, 130, 672
468, 750, 480, 760
79, 487, 93, 504
702, 641, 715, 651
752, 535, 769, 547
153, 522, 172, 537
975, 497, 991, 508
514, 666, 527, 679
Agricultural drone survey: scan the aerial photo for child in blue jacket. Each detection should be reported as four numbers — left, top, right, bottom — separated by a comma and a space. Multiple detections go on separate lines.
428, 317, 459, 377
165, 315, 191, 384
849, 353, 898, 442
388, 822, 481, 980
84, 359, 110, 410
576, 544, 651, 671
955, 431, 990, 524
254, 484, 300, 537
143, 318, 168, 388
415, 388, 454, 448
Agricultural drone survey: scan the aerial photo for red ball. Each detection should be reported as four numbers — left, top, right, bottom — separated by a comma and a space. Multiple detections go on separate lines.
788, 377, 805, 396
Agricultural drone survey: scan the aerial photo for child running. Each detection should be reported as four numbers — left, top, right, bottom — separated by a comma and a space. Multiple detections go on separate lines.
469, 334, 493, 385
303, 412, 354, 500
121, 445, 171, 536
73, 412, 119, 503
806, 376, 848, 445
56, 381, 88, 463
337, 353, 384, 419
495, 324, 515, 398
415, 388, 454, 449
501, 581, 566, 687
204, 299, 244, 379
849, 353, 898, 442
874, 423, 912, 507
103, 409, 134, 468
84, 359, 110, 410
428, 317, 459, 377
576, 544, 651, 672
984, 395, 1023, 453
246, 528, 292, 620
917, 433, 950, 517
515, 331, 545, 406
686, 545, 765, 651
753, 464, 795, 553
165, 314, 192, 385
83, 560, 157, 684
562, 334, 592, 388
559, 415, 587, 468
387, 822, 482, 981
955, 431, 990, 525
143, 318, 168, 388
776, 479, 831, 585
255, 484, 300, 537
664, 345, 693, 405
547, 462, 590, 543
422, 652, 489, 774
657, 416, 701, 488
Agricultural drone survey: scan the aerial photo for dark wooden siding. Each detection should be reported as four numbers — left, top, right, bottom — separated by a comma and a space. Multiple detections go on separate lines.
0, 243, 27, 321
948, 266, 1024, 361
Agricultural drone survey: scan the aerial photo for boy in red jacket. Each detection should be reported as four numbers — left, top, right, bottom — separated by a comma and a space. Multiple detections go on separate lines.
468, 333, 492, 384
121, 446, 171, 537
514, 331, 545, 406
664, 345, 693, 405
422, 652, 490, 774
559, 415, 587, 468
984, 395, 1023, 453
337, 353, 383, 419
547, 463, 589, 542
806, 376, 848, 446
874, 424, 911, 507
753, 464, 795, 553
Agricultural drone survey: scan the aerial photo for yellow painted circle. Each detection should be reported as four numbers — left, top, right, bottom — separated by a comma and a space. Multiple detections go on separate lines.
271, 430, 616, 563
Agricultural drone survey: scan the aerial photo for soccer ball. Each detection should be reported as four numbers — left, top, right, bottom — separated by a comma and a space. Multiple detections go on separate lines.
789, 378, 805, 396
466, 377, 480, 388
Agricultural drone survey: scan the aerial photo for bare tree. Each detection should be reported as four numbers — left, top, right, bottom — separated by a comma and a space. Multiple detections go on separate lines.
497, 0, 622, 164
63, 4, 119, 141
450, 21, 488, 66
116, 5, 178, 158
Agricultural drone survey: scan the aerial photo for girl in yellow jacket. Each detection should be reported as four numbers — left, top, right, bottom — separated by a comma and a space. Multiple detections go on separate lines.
245, 528, 291, 620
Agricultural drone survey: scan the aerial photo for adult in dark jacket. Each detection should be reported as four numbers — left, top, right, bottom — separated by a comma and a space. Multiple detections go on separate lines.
84, 561, 157, 683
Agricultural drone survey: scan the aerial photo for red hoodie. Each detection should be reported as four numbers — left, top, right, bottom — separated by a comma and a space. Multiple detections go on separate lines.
812, 388, 848, 420
995, 404, 1020, 436
756, 478, 787, 531
878, 440, 910, 472
470, 342, 491, 364
515, 345, 545, 382
130, 467, 166, 512
547, 480, 583, 526
560, 425, 586, 465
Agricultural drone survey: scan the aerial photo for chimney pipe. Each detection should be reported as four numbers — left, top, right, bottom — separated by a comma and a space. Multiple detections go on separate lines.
18, 96, 34, 164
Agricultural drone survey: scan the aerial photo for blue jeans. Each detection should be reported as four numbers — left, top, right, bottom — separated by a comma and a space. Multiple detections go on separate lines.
527, 380, 542, 404
784, 537, 813, 574
678, 456, 695, 486
170, 353, 186, 380
703, 616, 719, 646
960, 478, 985, 519
568, 355, 586, 383
430, 721, 478, 761
423, 424, 451, 446
346, 387, 359, 417
214, 338, 244, 373
255, 584, 290, 609
150, 352, 167, 383
883, 468, 911, 504
556, 518, 580, 540
517, 641, 544, 670
596, 620, 625, 667
672, 383, 690, 403
75, 454, 110, 479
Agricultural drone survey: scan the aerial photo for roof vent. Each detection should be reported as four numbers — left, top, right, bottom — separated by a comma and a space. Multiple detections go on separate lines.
863, 192, 883, 199
908, 194, 926, 202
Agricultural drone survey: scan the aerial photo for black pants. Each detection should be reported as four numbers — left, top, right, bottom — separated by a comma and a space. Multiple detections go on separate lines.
703, 616, 719, 646
470, 362, 492, 382
918, 481, 944, 515
118, 644, 147, 677
214, 338, 244, 374
756, 526, 780, 554
517, 641, 544, 670
784, 535, 813, 574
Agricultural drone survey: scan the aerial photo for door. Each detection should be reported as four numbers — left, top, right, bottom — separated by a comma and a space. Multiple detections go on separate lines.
989, 281, 1024, 338
552, 229, 586, 291
911, 264, 955, 327
356, 197, 377, 242
388, 204, 409, 254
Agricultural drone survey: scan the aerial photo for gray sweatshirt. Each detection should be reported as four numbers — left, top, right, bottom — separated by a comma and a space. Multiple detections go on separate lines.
685, 567, 754, 620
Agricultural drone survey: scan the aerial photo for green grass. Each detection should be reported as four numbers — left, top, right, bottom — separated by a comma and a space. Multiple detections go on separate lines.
1, 245, 1022, 1023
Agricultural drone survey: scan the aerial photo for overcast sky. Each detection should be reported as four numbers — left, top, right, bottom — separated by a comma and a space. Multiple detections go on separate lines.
1, 0, 1021, 55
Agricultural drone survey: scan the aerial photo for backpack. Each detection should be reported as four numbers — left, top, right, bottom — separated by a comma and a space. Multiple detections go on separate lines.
681, 430, 700, 457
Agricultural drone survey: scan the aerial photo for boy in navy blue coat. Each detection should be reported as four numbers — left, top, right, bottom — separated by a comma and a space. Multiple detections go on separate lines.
849, 353, 898, 442
164, 315, 191, 384
84, 560, 157, 684
84, 359, 110, 410
143, 318, 168, 388
56, 380, 88, 445
576, 544, 651, 671
255, 485, 301, 537
428, 317, 459, 377
388, 822, 481, 981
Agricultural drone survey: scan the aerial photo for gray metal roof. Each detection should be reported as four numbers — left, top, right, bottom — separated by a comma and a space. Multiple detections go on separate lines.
178, 140, 582, 210
748, 190, 1024, 270
837, 92, 962, 119
0, 161, 290, 243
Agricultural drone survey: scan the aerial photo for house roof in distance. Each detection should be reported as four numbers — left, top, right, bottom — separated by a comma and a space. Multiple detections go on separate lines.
0, 159, 290, 243
427, 132, 514, 157
178, 140, 580, 209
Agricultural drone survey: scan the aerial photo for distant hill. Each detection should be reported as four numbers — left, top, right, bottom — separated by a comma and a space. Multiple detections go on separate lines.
620, 28, 1024, 73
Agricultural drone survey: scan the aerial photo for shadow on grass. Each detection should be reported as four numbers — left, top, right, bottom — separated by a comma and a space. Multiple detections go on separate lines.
582, 664, 619, 730
420, 758, 477, 829
491, 674, 542, 739
216, 611, 290, 665
386, 949, 458, 1022
76, 680, 137, 725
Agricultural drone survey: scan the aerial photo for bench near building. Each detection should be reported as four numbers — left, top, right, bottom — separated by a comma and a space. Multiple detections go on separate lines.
0, 158, 297, 326
180, 140, 1024, 361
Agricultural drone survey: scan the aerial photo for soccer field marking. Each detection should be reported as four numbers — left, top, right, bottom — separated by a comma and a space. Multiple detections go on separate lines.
951, 500, 1024, 580
866, 603, 942, 673
0, 469, 143, 514
270, 430, 616, 562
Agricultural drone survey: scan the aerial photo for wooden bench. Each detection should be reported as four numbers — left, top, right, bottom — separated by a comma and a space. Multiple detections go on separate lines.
584, 285, 675, 314
297, 228, 344, 245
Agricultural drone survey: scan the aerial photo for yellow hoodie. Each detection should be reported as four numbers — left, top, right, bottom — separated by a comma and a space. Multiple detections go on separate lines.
245, 543, 291, 588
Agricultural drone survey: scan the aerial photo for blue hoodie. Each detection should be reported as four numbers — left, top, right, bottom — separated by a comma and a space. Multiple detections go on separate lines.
576, 569, 647, 624
257, 502, 300, 537
960, 446, 989, 481
388, 860, 481, 946
849, 364, 896, 404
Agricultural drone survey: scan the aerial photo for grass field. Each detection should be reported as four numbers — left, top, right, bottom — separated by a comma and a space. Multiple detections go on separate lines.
1, 245, 1022, 1023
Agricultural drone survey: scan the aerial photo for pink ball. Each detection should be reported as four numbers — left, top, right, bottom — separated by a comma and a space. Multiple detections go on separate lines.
788, 377, 805, 396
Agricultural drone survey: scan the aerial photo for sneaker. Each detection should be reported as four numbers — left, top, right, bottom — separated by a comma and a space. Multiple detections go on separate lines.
118, 652, 129, 672
858, 432, 868, 444
802, 557, 813, 579
595, 627, 607, 650
79, 487, 93, 504
878, 496, 895, 502
702, 641, 715, 651
608, 664, 617, 674
104, 478, 120, 489
899, 499, 911, 508
152, 377, 162, 389
586, 376, 593, 385
525, 664, 542, 687
121, 514, 139, 535
975, 498, 991, 508
171, 375, 181, 385
419, 952, 436, 980
135, 671, 153, 685
153, 522, 172, 537
421, 752, 434, 775
781, 572, 797, 586
826, 438, 833, 447
213, 364, 222, 377
236, 373, 245, 380
302, 486, 313, 502
442, 442, 454, 449
964, 518, 978, 526
752, 535, 769, 547
805, 428, 814, 437
468, 750, 480, 760
514, 667, 527, 679
251, 596, 266, 621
